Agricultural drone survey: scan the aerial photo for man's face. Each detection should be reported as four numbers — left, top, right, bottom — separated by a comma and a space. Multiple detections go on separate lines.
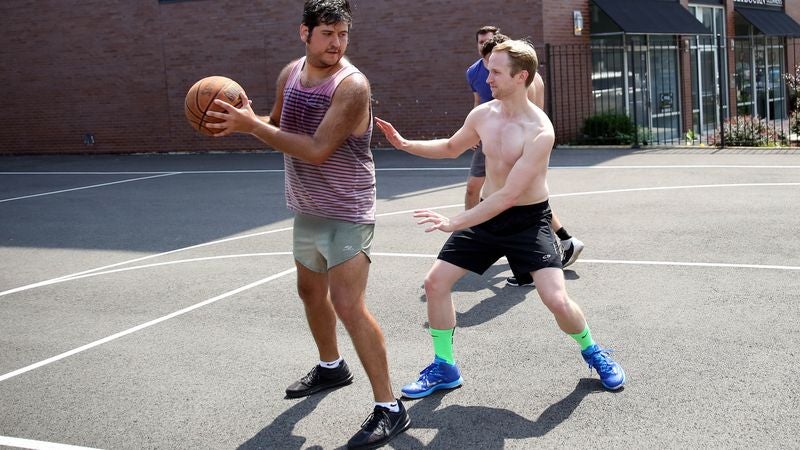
476, 32, 494, 57
486, 51, 525, 99
302, 21, 350, 68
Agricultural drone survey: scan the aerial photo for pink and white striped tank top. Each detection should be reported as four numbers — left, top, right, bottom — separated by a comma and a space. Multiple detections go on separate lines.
280, 57, 376, 224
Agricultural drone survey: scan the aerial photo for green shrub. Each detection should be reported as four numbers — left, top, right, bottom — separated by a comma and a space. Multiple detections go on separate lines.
579, 114, 637, 145
791, 112, 800, 136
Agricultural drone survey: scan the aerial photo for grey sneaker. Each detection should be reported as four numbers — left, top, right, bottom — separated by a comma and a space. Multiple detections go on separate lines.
561, 237, 584, 268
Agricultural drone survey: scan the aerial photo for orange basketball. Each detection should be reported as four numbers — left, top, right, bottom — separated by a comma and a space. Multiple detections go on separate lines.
184, 76, 244, 136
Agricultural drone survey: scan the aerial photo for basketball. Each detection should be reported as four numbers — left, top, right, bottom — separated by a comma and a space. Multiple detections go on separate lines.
184, 76, 244, 136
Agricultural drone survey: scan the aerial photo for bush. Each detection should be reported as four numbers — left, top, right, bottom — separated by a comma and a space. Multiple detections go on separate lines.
579, 114, 637, 145
711, 116, 786, 147
791, 112, 800, 136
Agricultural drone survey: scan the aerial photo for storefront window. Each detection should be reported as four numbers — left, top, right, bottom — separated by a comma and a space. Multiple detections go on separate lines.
591, 36, 626, 114
733, 13, 787, 121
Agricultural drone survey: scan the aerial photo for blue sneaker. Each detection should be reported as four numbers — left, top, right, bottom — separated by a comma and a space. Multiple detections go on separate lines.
401, 357, 463, 399
581, 344, 626, 390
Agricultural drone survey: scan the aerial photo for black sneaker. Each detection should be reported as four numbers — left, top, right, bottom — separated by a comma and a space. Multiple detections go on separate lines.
347, 399, 411, 449
285, 360, 354, 398
505, 273, 535, 287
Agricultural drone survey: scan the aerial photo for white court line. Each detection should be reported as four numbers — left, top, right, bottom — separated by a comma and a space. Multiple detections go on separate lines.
0, 173, 180, 203
12, 251, 800, 294
392, 182, 466, 199
0, 202, 461, 298
0, 228, 294, 298
3, 181, 798, 299
377, 203, 463, 217
552, 182, 800, 198
0, 170, 283, 175
0, 267, 297, 383
0, 436, 102, 450
2, 251, 799, 384
3, 163, 800, 177
4, 163, 800, 174
1, 253, 294, 289
372, 253, 800, 271
579, 258, 800, 271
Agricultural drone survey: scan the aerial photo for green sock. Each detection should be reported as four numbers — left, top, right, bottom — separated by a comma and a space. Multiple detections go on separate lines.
430, 327, 455, 364
569, 325, 596, 351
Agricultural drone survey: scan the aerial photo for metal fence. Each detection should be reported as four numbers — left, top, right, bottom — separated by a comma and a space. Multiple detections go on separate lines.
542, 38, 800, 148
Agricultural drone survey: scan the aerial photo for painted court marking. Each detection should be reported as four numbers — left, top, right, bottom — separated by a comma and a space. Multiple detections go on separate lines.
0, 175, 797, 384
2, 250, 799, 385
0, 436, 102, 450
0, 227, 294, 298
3, 163, 800, 177
0, 173, 180, 203
2, 181, 797, 299
0, 267, 297, 384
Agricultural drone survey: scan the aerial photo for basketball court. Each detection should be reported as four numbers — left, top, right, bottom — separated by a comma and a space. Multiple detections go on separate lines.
1, 148, 799, 449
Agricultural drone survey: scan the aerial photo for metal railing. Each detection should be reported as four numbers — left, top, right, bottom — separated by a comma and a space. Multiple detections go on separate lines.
541, 38, 800, 148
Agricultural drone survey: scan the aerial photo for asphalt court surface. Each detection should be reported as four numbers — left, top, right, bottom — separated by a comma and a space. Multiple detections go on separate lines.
1, 148, 799, 449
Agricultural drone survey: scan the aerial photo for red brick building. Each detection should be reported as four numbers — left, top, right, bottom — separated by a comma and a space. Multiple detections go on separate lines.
1, 0, 798, 154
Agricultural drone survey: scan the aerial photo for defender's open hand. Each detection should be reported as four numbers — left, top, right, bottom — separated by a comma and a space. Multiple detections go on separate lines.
413, 209, 455, 233
374, 117, 408, 150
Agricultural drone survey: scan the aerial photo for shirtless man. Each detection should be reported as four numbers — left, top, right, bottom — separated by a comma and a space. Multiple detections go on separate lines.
467, 29, 584, 288
375, 39, 625, 398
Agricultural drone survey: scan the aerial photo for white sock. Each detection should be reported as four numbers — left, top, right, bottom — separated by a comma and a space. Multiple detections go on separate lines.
319, 357, 342, 369
375, 400, 399, 413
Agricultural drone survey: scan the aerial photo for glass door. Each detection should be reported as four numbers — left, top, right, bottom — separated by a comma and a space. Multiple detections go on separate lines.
755, 41, 768, 118
649, 36, 681, 143
767, 37, 786, 120
627, 36, 649, 134
734, 37, 754, 116
689, 5, 727, 140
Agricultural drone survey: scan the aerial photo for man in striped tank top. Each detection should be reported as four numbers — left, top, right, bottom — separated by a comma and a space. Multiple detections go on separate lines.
206, 1, 409, 448
375, 39, 626, 398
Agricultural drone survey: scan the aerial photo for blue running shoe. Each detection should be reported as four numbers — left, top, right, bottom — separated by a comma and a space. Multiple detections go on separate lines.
401, 357, 463, 399
581, 344, 626, 390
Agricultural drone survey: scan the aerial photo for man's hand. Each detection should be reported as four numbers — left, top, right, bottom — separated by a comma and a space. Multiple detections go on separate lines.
374, 117, 408, 150
205, 91, 258, 137
413, 209, 456, 233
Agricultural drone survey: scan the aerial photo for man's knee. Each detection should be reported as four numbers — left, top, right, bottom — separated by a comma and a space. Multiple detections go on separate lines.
423, 270, 454, 300
297, 280, 328, 306
538, 288, 571, 313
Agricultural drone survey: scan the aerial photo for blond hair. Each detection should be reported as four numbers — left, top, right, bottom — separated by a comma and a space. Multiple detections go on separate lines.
492, 40, 538, 87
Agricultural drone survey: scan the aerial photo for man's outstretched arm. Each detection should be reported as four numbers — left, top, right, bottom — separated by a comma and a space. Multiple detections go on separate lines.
374, 112, 481, 160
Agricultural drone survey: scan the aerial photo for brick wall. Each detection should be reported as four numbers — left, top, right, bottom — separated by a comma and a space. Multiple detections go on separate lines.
786, 0, 800, 72
541, 0, 592, 143
0, 0, 556, 154
6, 0, 792, 154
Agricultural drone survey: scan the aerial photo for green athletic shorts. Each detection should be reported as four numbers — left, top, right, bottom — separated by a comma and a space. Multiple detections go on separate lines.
292, 213, 374, 273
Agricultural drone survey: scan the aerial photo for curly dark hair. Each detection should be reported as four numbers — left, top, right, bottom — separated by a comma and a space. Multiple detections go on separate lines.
303, 0, 352, 36
480, 33, 509, 58
475, 25, 499, 42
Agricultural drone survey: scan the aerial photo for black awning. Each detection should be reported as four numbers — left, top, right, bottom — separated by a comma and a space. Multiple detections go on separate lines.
735, 7, 800, 37
592, 0, 712, 35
